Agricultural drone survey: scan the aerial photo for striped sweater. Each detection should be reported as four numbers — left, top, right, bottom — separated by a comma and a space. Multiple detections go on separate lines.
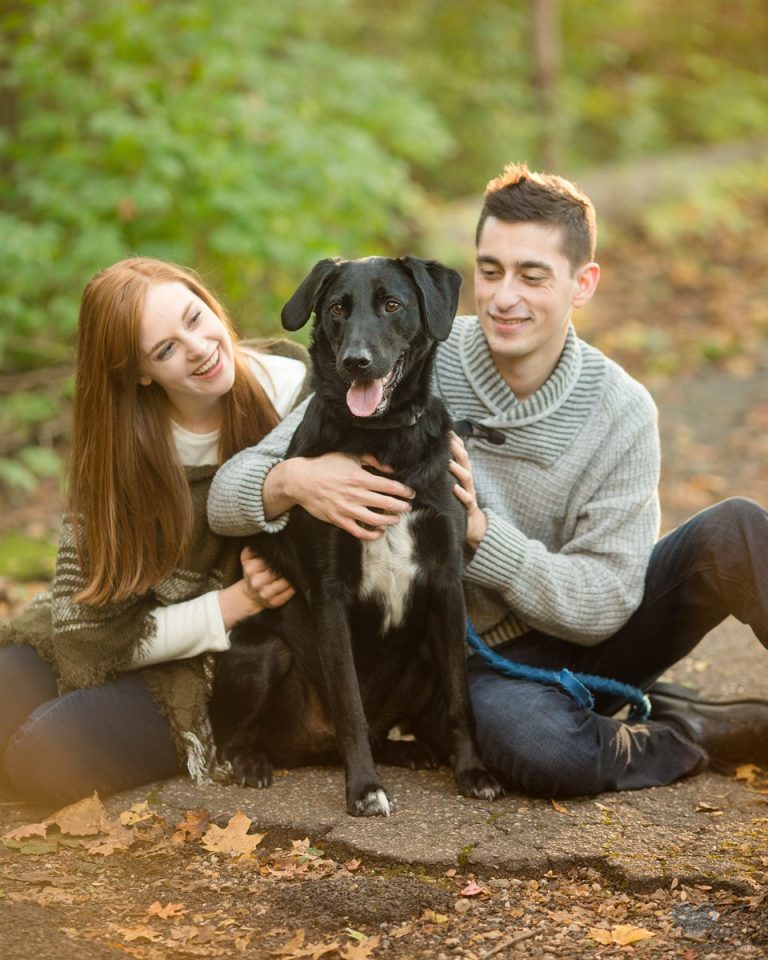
207, 318, 661, 648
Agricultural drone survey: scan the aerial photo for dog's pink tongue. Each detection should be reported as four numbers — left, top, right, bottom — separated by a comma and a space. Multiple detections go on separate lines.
346, 378, 385, 417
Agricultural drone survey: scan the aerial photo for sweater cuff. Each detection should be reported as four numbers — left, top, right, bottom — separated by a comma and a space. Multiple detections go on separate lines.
464, 509, 527, 591
235, 457, 292, 534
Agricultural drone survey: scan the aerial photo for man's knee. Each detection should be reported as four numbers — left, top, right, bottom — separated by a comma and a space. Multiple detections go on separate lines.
700, 496, 766, 538
471, 680, 599, 797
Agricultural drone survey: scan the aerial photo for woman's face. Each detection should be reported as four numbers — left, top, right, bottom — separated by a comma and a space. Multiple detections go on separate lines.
138, 280, 236, 426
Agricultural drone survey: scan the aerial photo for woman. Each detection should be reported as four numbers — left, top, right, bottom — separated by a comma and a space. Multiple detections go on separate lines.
0, 257, 307, 805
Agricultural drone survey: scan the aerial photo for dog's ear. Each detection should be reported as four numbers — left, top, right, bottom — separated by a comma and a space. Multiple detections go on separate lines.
398, 256, 463, 341
281, 258, 344, 331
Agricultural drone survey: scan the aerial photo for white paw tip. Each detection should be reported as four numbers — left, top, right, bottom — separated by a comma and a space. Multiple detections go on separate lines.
355, 788, 392, 817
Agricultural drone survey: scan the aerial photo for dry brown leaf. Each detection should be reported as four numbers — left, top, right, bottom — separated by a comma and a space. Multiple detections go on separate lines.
271, 929, 306, 956
109, 924, 163, 943
460, 880, 483, 897
167, 924, 215, 944
118, 801, 156, 826
588, 927, 613, 945
3, 792, 133, 853
341, 934, 381, 960
550, 799, 575, 816
201, 809, 266, 856
147, 900, 186, 919
52, 793, 112, 836
2, 820, 49, 842
172, 808, 210, 844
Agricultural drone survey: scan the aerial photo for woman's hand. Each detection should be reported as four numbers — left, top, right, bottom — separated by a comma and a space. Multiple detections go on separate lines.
449, 433, 488, 551
240, 547, 295, 608
217, 548, 295, 629
264, 452, 415, 541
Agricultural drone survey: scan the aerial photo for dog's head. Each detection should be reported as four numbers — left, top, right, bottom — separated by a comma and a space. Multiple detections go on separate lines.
281, 256, 462, 419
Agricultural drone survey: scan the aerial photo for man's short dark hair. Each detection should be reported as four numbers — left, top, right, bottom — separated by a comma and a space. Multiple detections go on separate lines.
476, 162, 597, 271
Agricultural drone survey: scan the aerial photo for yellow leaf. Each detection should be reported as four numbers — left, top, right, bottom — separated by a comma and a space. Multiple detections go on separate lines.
420, 909, 449, 924
611, 924, 655, 945
119, 801, 155, 825
201, 809, 266, 855
52, 793, 112, 836
736, 763, 762, 782
589, 928, 613, 944
551, 799, 574, 816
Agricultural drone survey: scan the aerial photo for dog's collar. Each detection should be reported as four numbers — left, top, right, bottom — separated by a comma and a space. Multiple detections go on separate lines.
351, 406, 425, 430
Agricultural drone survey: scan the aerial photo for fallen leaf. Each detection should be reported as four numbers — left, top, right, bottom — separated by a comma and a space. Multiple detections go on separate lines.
109, 924, 163, 943
172, 808, 210, 844
271, 929, 305, 956
341, 934, 381, 959
589, 924, 654, 946
118, 801, 155, 826
147, 900, 186, 919
550, 799, 575, 816
589, 927, 613, 945
611, 923, 654, 945
201, 810, 266, 856
51, 793, 112, 836
460, 880, 483, 897
695, 801, 723, 815
736, 764, 762, 783
420, 909, 449, 924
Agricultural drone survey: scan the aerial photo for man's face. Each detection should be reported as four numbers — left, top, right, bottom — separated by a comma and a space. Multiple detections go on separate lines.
474, 217, 598, 394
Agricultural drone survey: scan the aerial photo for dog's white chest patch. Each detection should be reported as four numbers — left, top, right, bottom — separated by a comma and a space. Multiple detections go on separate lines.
359, 513, 418, 632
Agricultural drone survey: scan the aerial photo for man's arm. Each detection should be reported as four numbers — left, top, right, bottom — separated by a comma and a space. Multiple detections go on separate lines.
207, 398, 416, 541
450, 412, 661, 646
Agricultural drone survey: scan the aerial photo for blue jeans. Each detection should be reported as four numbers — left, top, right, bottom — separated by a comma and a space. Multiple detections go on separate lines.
469, 497, 768, 796
0, 645, 182, 805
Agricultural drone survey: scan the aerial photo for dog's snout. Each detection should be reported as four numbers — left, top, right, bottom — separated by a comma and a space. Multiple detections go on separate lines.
342, 350, 373, 374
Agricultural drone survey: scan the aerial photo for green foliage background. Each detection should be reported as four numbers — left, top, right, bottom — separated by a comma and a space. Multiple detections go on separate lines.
0, 0, 766, 500
3, 0, 767, 361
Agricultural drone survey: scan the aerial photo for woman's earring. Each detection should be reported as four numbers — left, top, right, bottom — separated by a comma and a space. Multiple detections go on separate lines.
138, 375, 152, 386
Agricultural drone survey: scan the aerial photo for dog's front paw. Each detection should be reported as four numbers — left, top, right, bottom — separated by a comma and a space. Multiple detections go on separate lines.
456, 767, 504, 802
223, 748, 274, 789
348, 786, 394, 817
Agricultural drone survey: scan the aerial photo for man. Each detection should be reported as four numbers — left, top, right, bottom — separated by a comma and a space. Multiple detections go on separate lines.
208, 163, 768, 796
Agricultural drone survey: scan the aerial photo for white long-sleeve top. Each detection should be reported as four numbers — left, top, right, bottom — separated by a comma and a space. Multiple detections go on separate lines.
131, 350, 306, 668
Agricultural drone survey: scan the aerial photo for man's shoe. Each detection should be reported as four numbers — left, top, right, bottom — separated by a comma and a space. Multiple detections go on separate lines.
649, 682, 768, 768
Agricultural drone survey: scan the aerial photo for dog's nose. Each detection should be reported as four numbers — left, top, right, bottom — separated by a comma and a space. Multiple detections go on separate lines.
342, 351, 373, 374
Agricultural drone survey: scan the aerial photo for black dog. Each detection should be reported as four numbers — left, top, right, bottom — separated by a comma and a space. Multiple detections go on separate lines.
210, 256, 502, 816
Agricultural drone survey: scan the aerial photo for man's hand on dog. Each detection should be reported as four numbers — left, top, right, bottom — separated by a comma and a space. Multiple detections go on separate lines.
449, 433, 488, 551
266, 452, 415, 541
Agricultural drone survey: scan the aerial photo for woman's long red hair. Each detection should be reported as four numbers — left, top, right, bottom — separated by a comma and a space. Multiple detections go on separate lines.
69, 257, 278, 605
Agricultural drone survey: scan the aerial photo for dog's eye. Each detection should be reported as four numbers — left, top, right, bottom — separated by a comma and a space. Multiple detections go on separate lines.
329, 303, 344, 317
384, 299, 401, 313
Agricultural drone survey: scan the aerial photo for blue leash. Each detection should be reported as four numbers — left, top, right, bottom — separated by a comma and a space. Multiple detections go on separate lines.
465, 621, 651, 722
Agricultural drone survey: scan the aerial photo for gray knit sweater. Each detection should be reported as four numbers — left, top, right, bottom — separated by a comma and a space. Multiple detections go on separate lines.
207, 318, 661, 648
